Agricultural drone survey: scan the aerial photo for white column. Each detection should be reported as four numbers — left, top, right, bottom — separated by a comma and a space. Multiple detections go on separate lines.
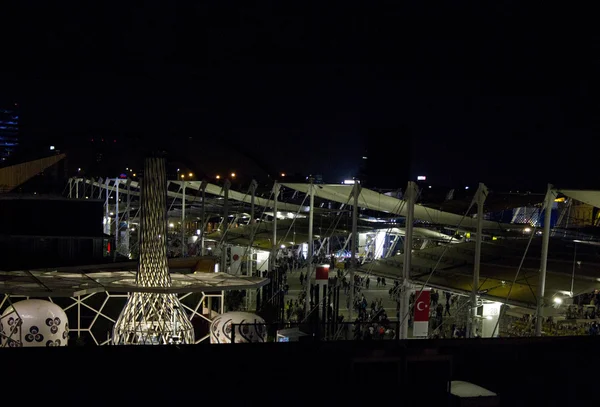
248, 180, 257, 269
468, 183, 488, 338
181, 182, 187, 257
200, 180, 207, 256
304, 180, 315, 318
350, 182, 361, 322
124, 179, 131, 258
536, 184, 556, 336
400, 181, 418, 339
114, 179, 120, 261
104, 179, 110, 235
270, 182, 280, 271
246, 180, 258, 310
221, 180, 231, 273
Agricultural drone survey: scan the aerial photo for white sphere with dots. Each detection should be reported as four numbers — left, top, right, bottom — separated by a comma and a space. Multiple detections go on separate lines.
1, 299, 69, 348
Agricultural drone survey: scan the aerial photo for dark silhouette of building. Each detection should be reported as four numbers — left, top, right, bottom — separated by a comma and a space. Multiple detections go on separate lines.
0, 196, 106, 269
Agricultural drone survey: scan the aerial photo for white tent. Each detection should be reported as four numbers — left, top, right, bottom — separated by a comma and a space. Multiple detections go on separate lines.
174, 181, 312, 214
559, 189, 600, 209
282, 183, 506, 230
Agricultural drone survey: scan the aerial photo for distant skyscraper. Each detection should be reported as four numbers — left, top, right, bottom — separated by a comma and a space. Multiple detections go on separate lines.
0, 104, 19, 161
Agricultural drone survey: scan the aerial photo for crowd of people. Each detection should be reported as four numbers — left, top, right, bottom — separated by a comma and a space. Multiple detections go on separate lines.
502, 312, 600, 337
276, 252, 600, 340
351, 294, 396, 340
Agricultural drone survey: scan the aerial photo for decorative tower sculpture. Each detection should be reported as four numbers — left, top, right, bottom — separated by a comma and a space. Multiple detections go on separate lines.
113, 156, 194, 344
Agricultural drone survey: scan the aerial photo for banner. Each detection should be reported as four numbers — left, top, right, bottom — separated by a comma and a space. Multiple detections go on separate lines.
413, 289, 431, 337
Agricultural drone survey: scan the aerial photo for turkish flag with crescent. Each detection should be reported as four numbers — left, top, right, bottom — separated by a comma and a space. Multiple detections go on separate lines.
414, 290, 431, 322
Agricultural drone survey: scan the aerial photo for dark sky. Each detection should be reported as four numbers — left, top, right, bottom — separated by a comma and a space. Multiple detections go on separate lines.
2, 2, 599, 190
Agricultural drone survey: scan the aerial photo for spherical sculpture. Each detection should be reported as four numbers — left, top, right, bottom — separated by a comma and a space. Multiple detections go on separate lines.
210, 312, 266, 344
0, 299, 69, 348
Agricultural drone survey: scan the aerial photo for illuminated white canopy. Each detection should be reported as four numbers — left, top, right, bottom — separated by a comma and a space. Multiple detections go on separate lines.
559, 189, 600, 209
173, 181, 313, 213
282, 183, 505, 230
82, 179, 314, 214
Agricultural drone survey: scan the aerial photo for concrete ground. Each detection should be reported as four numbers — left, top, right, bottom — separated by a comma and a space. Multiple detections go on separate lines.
281, 266, 467, 338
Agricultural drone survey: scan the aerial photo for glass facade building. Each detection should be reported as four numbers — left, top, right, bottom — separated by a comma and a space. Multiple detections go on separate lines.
0, 105, 19, 161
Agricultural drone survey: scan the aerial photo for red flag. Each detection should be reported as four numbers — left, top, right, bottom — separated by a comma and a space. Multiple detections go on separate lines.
414, 290, 431, 322
315, 264, 330, 281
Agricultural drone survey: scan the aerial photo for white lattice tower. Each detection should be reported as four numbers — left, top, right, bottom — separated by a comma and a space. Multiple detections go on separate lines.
113, 157, 194, 344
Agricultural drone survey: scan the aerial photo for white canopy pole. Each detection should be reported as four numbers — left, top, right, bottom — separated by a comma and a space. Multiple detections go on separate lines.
400, 181, 418, 339
536, 184, 556, 337
304, 180, 315, 319
349, 182, 361, 322
199, 180, 207, 256
468, 183, 488, 338
181, 181, 186, 257
270, 182, 280, 271
221, 179, 231, 273
114, 179, 120, 261
246, 180, 257, 308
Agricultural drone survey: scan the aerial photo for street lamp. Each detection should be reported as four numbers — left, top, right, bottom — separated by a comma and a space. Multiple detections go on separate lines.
231, 172, 236, 178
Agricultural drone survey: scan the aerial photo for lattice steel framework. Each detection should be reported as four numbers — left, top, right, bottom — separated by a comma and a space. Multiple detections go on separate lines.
1, 291, 223, 346
113, 157, 194, 344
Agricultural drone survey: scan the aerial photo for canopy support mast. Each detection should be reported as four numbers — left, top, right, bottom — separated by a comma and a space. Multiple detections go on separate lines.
468, 183, 488, 338
350, 182, 361, 322
304, 179, 315, 319
270, 182, 280, 271
536, 184, 555, 337
400, 181, 418, 339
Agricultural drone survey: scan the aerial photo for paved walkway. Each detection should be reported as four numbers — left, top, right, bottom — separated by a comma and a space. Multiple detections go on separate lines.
276, 266, 472, 340
282, 268, 397, 320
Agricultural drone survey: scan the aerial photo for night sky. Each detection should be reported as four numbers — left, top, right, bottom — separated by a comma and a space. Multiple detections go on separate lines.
2, 2, 598, 190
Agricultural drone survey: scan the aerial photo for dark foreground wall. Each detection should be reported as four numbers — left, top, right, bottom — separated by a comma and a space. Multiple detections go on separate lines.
2, 336, 597, 407
0, 198, 104, 236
